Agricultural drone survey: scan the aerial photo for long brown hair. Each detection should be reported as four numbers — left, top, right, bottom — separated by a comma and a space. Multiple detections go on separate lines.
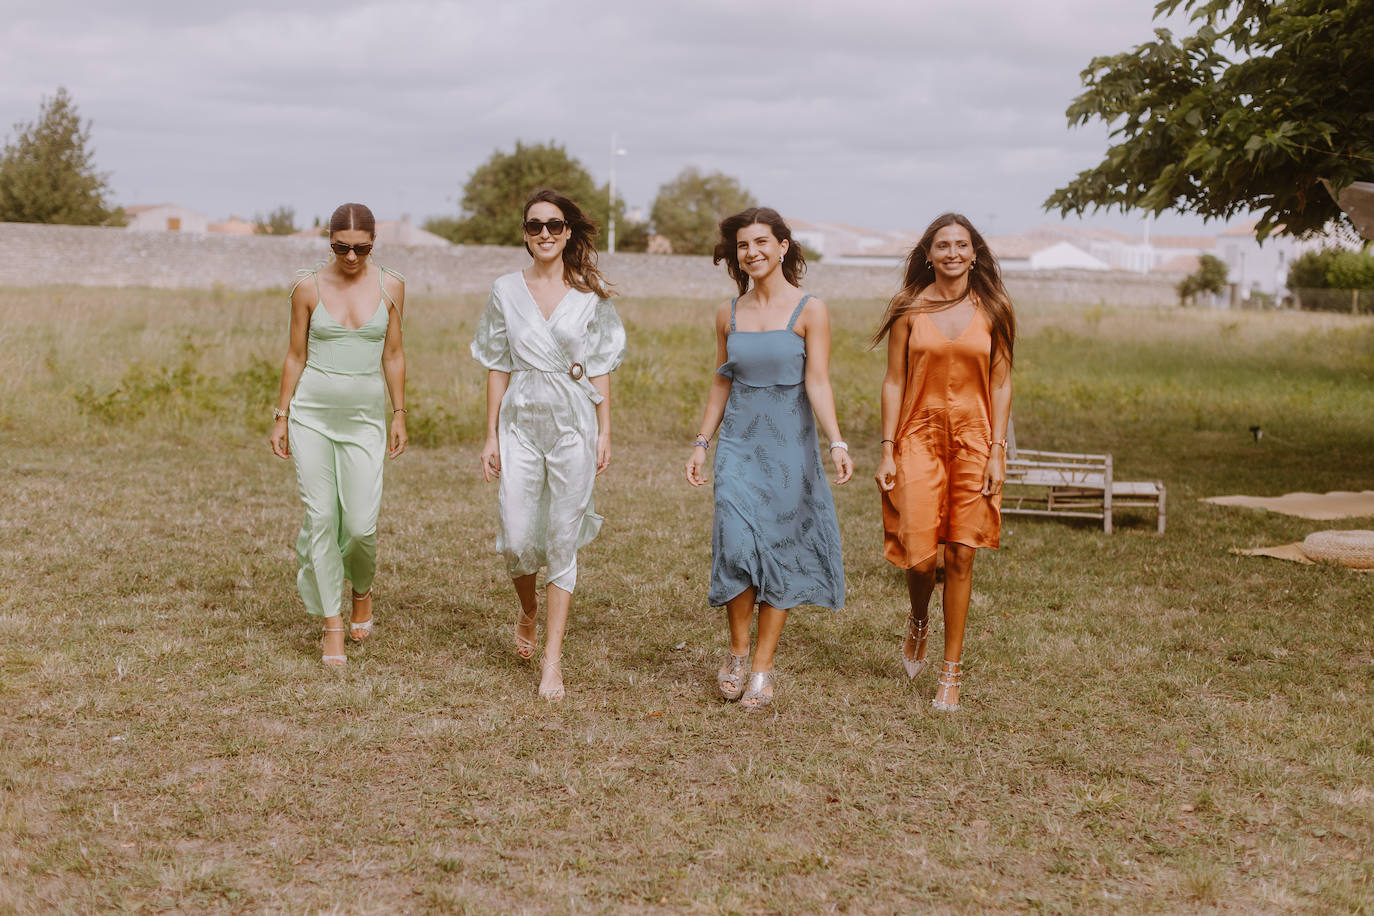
523, 189, 614, 298
329, 202, 375, 237
712, 207, 807, 296
873, 212, 1015, 365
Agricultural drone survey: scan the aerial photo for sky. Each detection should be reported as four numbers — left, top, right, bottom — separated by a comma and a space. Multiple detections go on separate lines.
1, 0, 1225, 239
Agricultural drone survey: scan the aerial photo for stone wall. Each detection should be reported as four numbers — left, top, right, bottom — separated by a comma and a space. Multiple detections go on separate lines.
0, 221, 1177, 306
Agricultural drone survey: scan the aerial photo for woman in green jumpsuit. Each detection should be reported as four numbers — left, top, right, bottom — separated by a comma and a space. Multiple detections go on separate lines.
270, 202, 408, 667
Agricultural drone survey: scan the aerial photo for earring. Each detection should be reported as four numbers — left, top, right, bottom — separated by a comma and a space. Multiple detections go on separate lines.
925, 260, 932, 269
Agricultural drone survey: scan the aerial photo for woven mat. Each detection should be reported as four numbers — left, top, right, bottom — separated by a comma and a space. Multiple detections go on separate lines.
1232, 543, 1374, 572
1204, 490, 1374, 520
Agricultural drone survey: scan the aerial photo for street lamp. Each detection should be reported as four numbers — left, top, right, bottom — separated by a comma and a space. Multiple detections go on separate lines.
608, 132, 628, 253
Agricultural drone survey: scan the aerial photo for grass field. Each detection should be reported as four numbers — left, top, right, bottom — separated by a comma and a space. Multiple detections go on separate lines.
1, 285, 1371, 914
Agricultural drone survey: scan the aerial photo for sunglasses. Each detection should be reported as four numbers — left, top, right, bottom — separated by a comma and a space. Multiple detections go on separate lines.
330, 241, 374, 258
522, 218, 568, 237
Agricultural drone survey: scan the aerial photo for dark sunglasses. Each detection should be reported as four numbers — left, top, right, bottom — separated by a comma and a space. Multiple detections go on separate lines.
330, 240, 374, 258
522, 218, 568, 237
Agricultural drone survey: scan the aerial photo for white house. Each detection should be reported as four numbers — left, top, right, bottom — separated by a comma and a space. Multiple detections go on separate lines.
1214, 221, 1299, 298
123, 204, 210, 233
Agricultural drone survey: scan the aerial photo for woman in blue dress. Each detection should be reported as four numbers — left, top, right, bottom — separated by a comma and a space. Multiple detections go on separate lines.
685, 207, 852, 709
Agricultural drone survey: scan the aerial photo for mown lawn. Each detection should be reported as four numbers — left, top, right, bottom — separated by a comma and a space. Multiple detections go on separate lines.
0, 286, 1371, 914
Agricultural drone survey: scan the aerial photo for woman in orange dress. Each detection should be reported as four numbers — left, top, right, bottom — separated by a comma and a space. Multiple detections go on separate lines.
874, 213, 1014, 711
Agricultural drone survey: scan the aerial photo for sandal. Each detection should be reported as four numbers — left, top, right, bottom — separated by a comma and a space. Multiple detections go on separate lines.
349, 589, 373, 642
717, 652, 749, 701
514, 607, 537, 660
321, 624, 347, 668
902, 615, 929, 680
932, 660, 962, 711
538, 656, 565, 701
740, 670, 775, 711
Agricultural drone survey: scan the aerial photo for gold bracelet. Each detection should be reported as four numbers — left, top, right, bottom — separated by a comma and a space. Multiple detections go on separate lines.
393, 407, 407, 414
273, 407, 289, 420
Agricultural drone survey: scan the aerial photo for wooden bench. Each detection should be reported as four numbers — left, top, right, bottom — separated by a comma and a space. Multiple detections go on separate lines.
1003, 447, 1166, 534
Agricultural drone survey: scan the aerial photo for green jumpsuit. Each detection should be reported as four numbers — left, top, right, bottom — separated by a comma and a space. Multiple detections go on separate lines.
287, 267, 399, 617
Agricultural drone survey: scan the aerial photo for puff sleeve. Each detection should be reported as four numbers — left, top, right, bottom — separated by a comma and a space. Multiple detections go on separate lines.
583, 298, 627, 377
470, 290, 513, 372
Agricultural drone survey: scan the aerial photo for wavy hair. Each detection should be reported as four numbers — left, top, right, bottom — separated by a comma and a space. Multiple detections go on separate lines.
328, 202, 375, 237
523, 189, 614, 299
712, 207, 806, 296
872, 212, 1015, 365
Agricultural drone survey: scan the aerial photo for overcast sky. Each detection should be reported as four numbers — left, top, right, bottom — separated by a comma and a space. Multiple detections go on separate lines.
2, 0, 1222, 238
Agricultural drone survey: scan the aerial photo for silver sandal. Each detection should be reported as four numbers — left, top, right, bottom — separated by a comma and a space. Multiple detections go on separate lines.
902, 616, 929, 680
741, 670, 775, 710
717, 652, 749, 701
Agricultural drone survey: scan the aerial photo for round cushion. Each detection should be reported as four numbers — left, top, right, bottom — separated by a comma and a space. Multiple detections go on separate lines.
1300, 530, 1374, 569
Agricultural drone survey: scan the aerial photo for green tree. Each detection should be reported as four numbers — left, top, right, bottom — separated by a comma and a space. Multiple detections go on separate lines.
1287, 248, 1339, 290
0, 87, 123, 226
1177, 253, 1229, 305
649, 168, 757, 256
254, 205, 297, 236
1326, 249, 1374, 290
1046, 0, 1374, 239
426, 141, 623, 249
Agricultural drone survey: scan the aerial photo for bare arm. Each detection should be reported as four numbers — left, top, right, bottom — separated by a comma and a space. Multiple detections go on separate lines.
685, 301, 734, 488
380, 273, 407, 458
591, 373, 612, 474
479, 370, 510, 482
268, 281, 314, 459
982, 349, 1013, 496
875, 313, 911, 492
798, 297, 852, 485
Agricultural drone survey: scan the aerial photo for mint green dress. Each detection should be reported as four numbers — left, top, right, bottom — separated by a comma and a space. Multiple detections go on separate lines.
287, 267, 401, 618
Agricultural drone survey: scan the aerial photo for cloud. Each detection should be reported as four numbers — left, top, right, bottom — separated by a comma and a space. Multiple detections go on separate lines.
2, 0, 1214, 235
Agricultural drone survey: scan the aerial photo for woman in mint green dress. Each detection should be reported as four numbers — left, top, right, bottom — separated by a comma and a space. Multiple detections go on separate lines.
270, 202, 408, 667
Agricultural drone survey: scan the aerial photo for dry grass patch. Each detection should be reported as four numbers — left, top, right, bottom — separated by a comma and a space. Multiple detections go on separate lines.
0, 287, 1371, 913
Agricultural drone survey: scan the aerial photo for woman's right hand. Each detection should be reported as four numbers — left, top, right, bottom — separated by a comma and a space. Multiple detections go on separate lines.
480, 435, 501, 482
269, 418, 290, 459
685, 446, 708, 487
875, 454, 897, 492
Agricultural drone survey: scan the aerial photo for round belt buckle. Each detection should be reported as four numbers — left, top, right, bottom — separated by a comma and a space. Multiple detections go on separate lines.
569, 362, 585, 380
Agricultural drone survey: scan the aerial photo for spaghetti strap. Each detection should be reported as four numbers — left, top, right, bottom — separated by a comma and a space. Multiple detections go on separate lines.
786, 294, 813, 331
377, 264, 405, 309
729, 296, 738, 332
288, 267, 319, 300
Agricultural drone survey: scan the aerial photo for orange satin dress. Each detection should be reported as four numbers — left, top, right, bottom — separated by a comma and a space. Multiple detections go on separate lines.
882, 308, 1001, 568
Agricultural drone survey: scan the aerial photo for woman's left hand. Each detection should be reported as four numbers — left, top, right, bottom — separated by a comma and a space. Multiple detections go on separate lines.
595, 432, 611, 475
389, 413, 408, 459
981, 447, 1005, 496
830, 446, 853, 485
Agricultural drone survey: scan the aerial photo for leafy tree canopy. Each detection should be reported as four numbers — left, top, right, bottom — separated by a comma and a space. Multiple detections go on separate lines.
254, 205, 297, 236
0, 87, 123, 226
1177, 252, 1229, 304
427, 141, 623, 249
1046, 0, 1374, 239
649, 167, 756, 256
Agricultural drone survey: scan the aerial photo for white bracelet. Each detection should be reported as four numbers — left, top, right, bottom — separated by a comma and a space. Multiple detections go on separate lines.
829, 441, 848, 452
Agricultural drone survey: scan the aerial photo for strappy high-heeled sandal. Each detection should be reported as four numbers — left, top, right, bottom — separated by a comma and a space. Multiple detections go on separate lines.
513, 607, 537, 660
349, 589, 374, 642
741, 670, 775, 710
717, 652, 749, 701
931, 659, 962, 711
538, 656, 565, 701
322, 624, 347, 668
902, 616, 929, 680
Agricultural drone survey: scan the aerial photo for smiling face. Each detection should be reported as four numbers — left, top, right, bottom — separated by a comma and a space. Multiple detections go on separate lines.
522, 200, 570, 263
330, 228, 374, 277
928, 223, 974, 282
736, 222, 789, 281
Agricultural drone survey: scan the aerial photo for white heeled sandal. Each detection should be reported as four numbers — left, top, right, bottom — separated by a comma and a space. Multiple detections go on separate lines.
931, 660, 962, 711
902, 616, 929, 680
322, 624, 347, 668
